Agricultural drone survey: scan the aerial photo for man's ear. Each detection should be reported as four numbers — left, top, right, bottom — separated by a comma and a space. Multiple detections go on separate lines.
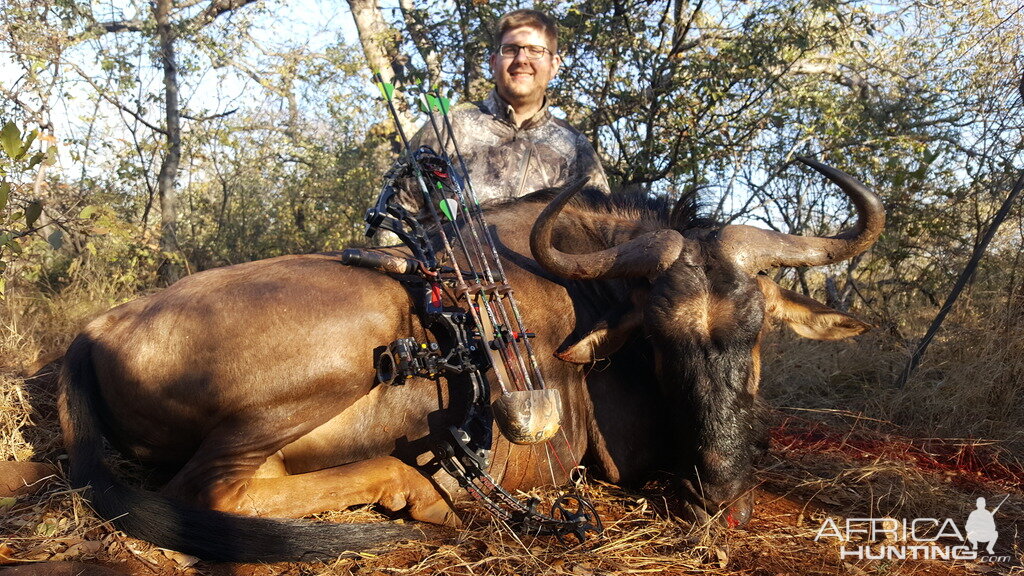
551, 53, 562, 78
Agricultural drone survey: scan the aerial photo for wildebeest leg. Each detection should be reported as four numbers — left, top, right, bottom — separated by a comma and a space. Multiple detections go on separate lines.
185, 455, 460, 526
0, 461, 57, 496
1, 562, 127, 576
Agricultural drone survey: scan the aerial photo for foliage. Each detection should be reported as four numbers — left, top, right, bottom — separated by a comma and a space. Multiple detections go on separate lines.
0, 0, 1021, 374
350, 0, 1022, 332
0, 121, 58, 297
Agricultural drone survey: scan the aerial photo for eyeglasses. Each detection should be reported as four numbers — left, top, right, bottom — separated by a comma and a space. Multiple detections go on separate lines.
496, 44, 553, 60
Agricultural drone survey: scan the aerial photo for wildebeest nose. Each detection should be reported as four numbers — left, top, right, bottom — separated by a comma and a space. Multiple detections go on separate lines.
679, 476, 754, 528
721, 490, 754, 528
711, 478, 754, 528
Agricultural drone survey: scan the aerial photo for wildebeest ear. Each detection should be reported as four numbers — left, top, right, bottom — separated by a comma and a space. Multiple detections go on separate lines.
555, 306, 642, 364
756, 276, 872, 340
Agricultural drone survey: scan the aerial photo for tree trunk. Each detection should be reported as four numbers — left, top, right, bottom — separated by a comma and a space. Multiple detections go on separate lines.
155, 0, 181, 285
347, 0, 415, 137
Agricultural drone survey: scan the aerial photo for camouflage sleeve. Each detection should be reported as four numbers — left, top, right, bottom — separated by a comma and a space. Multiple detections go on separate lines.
409, 119, 437, 152
574, 135, 611, 195
409, 103, 475, 157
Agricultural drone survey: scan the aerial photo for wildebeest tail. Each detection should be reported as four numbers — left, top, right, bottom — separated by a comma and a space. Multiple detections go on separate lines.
57, 334, 428, 562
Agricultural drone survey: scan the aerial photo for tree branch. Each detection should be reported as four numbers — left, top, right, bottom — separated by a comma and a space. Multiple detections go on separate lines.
773, 59, 872, 95
73, 19, 148, 42
398, 0, 441, 83
897, 168, 1024, 388
181, 108, 238, 121
66, 61, 168, 134
189, 0, 260, 29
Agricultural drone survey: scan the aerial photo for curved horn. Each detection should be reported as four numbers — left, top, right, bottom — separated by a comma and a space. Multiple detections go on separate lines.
718, 157, 885, 274
530, 177, 688, 279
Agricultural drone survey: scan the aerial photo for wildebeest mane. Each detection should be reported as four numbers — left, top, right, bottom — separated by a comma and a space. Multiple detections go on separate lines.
506, 185, 716, 233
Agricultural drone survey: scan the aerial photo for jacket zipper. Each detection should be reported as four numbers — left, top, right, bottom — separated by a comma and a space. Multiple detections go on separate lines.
514, 145, 533, 199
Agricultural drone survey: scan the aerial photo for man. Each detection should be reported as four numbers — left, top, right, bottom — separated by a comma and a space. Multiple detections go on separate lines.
413, 9, 609, 202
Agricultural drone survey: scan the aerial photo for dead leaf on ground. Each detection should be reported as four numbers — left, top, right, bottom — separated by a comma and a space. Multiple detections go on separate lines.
715, 546, 729, 569
160, 548, 200, 567
0, 544, 17, 565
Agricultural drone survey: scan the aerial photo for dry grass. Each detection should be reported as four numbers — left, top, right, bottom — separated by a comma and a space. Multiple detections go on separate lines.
761, 300, 1024, 448
3, 286, 1024, 575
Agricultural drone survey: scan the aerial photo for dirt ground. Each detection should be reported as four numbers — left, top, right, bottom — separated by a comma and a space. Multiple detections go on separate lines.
2, 366, 1023, 576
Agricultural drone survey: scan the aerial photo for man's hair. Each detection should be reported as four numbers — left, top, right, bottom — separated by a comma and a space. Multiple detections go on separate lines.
494, 9, 559, 53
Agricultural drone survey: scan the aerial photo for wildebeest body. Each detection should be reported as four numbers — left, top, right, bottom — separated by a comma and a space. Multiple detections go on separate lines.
57, 159, 883, 561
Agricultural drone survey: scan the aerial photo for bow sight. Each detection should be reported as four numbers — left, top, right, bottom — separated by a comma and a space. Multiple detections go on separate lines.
338, 71, 602, 543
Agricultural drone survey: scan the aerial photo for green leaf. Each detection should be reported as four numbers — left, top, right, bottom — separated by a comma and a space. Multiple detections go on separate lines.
27, 152, 45, 169
0, 277, 6, 298
43, 145, 57, 166
47, 229, 63, 249
0, 122, 21, 158
0, 496, 15, 511
35, 521, 57, 537
0, 182, 8, 211
79, 205, 98, 219
17, 129, 38, 159
25, 200, 42, 227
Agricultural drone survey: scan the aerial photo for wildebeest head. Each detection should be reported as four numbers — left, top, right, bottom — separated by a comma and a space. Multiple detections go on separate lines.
530, 158, 884, 527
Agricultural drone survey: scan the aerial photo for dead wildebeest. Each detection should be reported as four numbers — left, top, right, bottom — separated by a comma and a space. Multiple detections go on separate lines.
53, 157, 882, 562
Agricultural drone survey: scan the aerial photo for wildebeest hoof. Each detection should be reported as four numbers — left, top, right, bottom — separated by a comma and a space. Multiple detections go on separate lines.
411, 498, 463, 528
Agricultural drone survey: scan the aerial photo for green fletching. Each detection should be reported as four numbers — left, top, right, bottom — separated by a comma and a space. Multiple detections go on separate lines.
425, 94, 441, 112
439, 198, 458, 221
439, 96, 451, 114
376, 81, 395, 101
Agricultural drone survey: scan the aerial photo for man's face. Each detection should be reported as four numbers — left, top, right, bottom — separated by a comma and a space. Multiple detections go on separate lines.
489, 26, 561, 109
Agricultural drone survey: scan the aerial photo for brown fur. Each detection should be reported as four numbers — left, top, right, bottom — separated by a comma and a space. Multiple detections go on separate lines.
0, 461, 57, 497
53, 188, 878, 562
1, 562, 126, 576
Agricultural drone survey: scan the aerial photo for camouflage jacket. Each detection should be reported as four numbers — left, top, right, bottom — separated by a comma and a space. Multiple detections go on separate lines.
412, 90, 610, 203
